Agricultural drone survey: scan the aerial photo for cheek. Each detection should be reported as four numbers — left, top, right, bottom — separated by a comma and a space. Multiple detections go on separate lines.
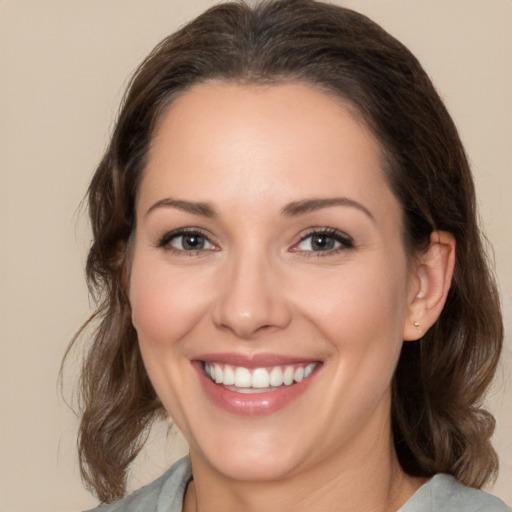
128, 257, 212, 348
128, 255, 215, 421
300, 259, 409, 417
310, 268, 406, 330
293, 257, 409, 353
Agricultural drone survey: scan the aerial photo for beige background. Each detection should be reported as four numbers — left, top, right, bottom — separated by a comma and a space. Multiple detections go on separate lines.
1, 1, 510, 510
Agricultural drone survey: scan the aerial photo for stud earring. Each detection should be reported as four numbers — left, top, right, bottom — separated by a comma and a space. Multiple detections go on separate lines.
413, 321, 420, 327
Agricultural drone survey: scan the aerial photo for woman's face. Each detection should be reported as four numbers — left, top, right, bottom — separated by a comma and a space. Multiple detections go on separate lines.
129, 82, 418, 481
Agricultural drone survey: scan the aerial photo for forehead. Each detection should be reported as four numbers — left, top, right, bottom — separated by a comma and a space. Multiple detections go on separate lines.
140, 81, 398, 220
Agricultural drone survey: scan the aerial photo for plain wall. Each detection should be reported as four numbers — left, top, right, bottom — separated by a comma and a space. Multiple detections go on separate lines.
0, 1, 510, 510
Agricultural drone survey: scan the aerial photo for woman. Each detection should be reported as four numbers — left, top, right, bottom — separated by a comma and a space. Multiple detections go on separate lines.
72, 1, 509, 510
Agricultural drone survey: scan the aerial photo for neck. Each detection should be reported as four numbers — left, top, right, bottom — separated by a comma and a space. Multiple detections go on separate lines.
183, 429, 424, 512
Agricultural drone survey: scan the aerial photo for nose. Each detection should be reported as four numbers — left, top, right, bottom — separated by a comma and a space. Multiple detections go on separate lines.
212, 249, 291, 340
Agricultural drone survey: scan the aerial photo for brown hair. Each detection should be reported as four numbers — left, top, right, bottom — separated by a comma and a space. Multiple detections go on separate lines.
68, 0, 503, 503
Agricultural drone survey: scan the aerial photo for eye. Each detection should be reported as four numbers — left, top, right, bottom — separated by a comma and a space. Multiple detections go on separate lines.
294, 229, 353, 254
158, 229, 216, 252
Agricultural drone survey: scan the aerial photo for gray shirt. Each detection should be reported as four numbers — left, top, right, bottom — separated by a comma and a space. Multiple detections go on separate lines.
85, 457, 510, 512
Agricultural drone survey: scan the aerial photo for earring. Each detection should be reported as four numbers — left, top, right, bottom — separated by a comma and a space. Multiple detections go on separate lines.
413, 321, 420, 327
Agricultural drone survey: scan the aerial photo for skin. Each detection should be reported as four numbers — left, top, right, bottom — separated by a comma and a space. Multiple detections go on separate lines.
128, 82, 455, 512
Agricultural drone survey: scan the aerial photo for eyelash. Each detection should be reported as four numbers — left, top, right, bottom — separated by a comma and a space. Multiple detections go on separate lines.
157, 228, 217, 256
293, 227, 354, 257
156, 227, 354, 256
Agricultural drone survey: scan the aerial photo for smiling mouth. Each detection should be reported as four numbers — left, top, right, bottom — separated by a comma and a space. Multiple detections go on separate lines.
203, 362, 318, 393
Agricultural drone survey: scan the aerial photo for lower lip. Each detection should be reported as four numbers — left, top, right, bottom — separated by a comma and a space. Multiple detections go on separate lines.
193, 363, 319, 416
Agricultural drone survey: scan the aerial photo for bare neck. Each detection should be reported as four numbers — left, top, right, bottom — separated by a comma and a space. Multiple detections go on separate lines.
183, 435, 425, 512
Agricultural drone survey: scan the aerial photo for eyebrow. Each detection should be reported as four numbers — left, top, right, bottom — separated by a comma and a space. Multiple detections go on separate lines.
145, 198, 217, 218
282, 197, 374, 221
145, 196, 374, 221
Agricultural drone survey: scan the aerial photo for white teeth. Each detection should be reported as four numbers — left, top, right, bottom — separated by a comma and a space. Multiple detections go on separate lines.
204, 362, 318, 391
269, 366, 284, 387
204, 363, 318, 393
252, 368, 270, 388
304, 362, 316, 378
234, 367, 251, 388
223, 365, 235, 385
283, 366, 294, 385
214, 365, 223, 384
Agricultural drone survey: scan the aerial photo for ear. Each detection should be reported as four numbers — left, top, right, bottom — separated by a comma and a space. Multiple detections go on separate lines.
403, 231, 456, 341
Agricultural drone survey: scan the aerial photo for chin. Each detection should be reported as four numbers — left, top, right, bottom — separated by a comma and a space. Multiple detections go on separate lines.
189, 427, 310, 482
206, 450, 301, 482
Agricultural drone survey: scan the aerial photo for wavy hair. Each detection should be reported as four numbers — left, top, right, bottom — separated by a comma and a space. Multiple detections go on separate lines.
67, 0, 503, 503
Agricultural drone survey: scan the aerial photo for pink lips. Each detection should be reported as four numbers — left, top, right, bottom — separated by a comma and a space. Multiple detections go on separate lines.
193, 353, 320, 416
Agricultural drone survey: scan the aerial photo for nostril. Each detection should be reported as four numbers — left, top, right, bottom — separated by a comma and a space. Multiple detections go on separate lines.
211, 269, 292, 338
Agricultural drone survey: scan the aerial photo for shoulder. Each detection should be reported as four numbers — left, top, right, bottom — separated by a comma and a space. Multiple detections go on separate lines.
83, 456, 192, 512
400, 474, 510, 512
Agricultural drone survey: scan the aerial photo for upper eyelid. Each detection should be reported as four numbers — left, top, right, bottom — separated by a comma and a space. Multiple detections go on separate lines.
290, 228, 355, 255
157, 227, 217, 248
297, 227, 353, 243
155, 226, 353, 250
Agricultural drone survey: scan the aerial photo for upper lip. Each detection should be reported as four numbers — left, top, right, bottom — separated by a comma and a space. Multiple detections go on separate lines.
194, 352, 320, 369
